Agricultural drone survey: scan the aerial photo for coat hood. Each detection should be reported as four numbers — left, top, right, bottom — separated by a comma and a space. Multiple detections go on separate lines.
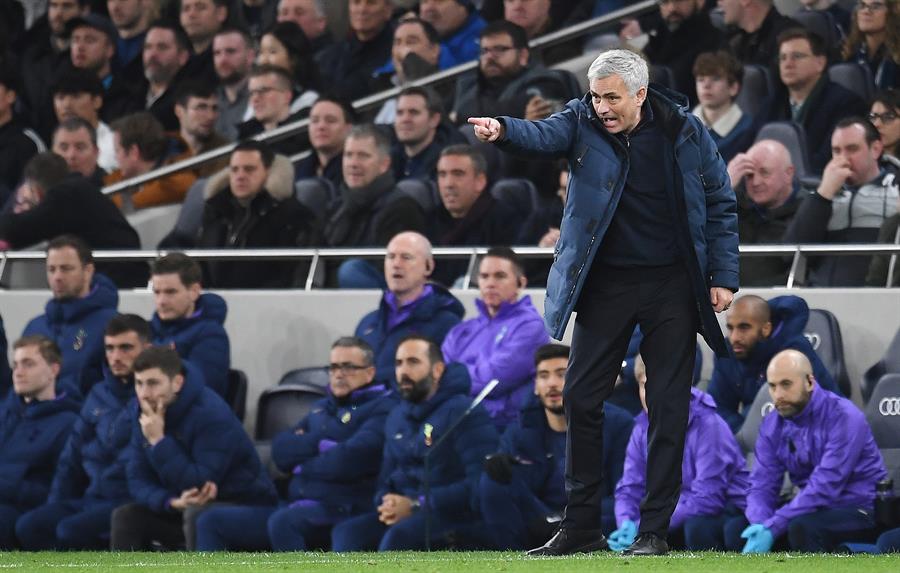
3, 384, 82, 419
151, 292, 228, 332
44, 273, 119, 325
204, 154, 295, 202
745, 294, 809, 369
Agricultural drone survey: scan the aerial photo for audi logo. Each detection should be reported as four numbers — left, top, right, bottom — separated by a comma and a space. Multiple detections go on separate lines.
761, 402, 775, 416
879, 397, 900, 416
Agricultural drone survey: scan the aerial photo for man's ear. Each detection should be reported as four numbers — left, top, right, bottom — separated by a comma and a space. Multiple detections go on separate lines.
761, 320, 773, 339
432, 360, 445, 382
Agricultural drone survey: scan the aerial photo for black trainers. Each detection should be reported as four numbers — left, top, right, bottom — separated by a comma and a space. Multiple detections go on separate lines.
621, 532, 669, 556
526, 528, 608, 556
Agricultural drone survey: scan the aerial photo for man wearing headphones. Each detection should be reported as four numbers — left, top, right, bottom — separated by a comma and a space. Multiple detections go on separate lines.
355, 232, 465, 388
442, 247, 549, 430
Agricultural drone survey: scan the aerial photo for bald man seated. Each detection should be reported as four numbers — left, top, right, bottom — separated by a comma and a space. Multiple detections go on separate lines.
354, 232, 465, 387
708, 294, 839, 433
727, 140, 804, 286
723, 350, 886, 553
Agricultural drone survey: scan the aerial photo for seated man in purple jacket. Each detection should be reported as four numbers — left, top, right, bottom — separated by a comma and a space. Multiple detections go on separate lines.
724, 350, 886, 553
441, 247, 549, 430
609, 354, 750, 551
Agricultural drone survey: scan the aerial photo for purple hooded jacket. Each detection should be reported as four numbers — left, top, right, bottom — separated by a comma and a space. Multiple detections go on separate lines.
440, 295, 549, 426
747, 386, 886, 537
615, 388, 750, 529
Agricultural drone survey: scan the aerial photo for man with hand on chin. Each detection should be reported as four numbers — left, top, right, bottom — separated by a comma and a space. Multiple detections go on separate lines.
110, 347, 275, 551
470, 48, 738, 556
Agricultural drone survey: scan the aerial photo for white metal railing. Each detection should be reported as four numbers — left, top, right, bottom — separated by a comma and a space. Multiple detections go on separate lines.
1, 243, 899, 290
99, 0, 659, 200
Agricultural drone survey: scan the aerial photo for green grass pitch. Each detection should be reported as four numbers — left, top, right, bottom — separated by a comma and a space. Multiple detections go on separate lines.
0, 552, 897, 572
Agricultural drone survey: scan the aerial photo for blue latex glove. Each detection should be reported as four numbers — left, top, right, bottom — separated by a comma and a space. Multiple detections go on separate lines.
741, 523, 774, 554
608, 519, 637, 552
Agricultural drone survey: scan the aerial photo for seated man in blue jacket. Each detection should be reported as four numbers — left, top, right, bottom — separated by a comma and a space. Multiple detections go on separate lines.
16, 315, 152, 550
708, 294, 839, 433
724, 350, 886, 553
331, 334, 498, 551
23, 234, 119, 395
479, 343, 633, 549
355, 232, 465, 387
609, 354, 750, 551
149, 253, 231, 397
109, 347, 276, 551
194, 336, 396, 551
0, 336, 80, 548
442, 247, 549, 429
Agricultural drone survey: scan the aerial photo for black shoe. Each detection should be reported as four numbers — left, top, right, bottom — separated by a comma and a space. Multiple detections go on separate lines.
526, 528, 608, 556
621, 533, 669, 556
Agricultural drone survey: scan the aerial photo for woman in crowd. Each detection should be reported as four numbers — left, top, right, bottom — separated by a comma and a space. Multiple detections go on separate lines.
842, 0, 899, 89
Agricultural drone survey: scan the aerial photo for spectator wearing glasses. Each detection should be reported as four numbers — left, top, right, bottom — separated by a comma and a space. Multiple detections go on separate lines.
842, 0, 899, 90
767, 28, 868, 172
237, 65, 309, 158
865, 90, 900, 286
194, 337, 396, 551
869, 88, 900, 158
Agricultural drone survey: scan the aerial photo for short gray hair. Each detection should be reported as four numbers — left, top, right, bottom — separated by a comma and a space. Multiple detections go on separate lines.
587, 49, 649, 97
348, 124, 392, 159
331, 336, 375, 366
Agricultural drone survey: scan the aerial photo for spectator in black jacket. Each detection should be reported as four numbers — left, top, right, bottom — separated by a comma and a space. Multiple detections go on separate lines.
294, 95, 355, 188
767, 27, 868, 172
720, 0, 798, 73
317, 0, 394, 101
142, 21, 192, 131
0, 152, 145, 287
428, 144, 521, 285
197, 140, 320, 288
325, 124, 425, 248
18, 0, 89, 141
391, 86, 466, 182
621, 0, 725, 105
0, 63, 45, 206
51, 118, 106, 185
65, 14, 143, 124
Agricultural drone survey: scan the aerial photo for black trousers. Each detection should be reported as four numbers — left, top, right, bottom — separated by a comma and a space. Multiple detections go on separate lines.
563, 264, 698, 537
109, 502, 219, 551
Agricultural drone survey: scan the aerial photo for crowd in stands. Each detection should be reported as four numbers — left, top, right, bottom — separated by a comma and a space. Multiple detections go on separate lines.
0, 237, 897, 553
0, 0, 899, 556
0, 0, 894, 289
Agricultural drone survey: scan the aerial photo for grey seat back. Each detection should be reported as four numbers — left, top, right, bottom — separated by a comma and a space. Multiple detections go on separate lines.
864, 373, 900, 449
804, 308, 851, 398
736, 65, 774, 119
736, 382, 776, 456
254, 383, 327, 441
755, 121, 814, 180
828, 62, 875, 104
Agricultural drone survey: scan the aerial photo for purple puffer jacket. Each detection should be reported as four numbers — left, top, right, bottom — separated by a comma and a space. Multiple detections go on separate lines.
615, 388, 750, 529
440, 295, 549, 426
747, 386, 886, 537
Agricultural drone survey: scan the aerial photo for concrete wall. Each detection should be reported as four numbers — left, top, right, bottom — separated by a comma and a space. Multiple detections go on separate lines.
2, 288, 898, 432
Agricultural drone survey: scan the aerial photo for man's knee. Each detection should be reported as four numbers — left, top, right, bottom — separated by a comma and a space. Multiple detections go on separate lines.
379, 519, 423, 551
